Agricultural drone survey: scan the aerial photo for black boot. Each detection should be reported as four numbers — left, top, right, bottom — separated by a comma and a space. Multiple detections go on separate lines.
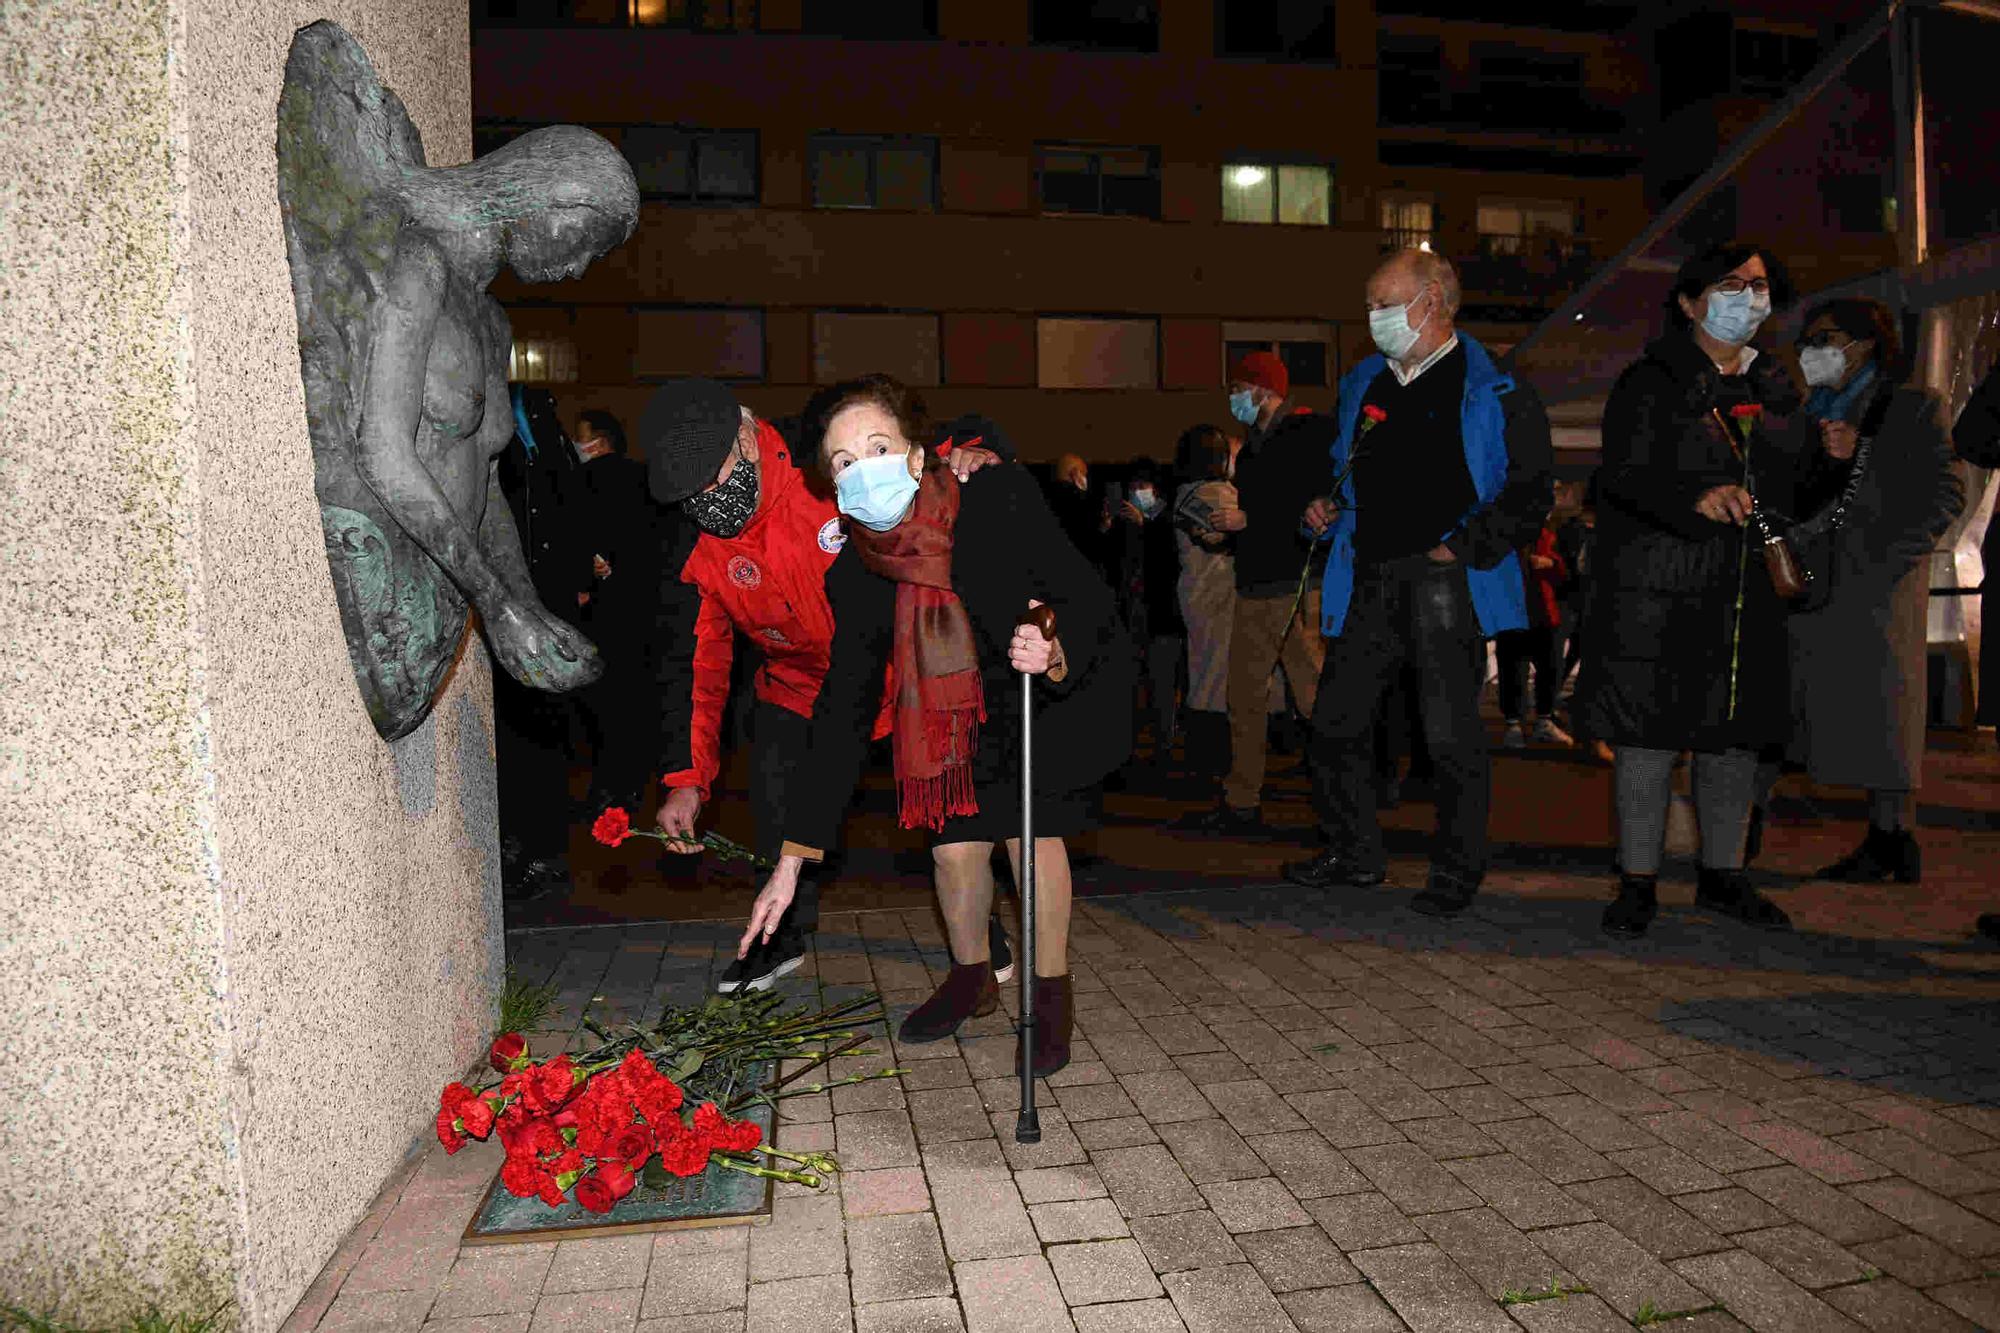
1602, 874, 1658, 939
1817, 826, 1921, 884
1282, 848, 1386, 889
1695, 867, 1792, 931
899, 960, 999, 1043
1030, 974, 1074, 1079
1744, 804, 1766, 867
1410, 869, 1479, 918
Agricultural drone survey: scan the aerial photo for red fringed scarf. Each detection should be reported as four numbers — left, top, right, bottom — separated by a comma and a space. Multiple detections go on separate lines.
845, 467, 985, 831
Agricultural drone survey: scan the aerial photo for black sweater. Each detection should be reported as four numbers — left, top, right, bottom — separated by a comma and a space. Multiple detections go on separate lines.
784, 464, 1134, 856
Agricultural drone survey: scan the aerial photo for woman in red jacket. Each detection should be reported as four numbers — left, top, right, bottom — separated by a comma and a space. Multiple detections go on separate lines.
640, 378, 1007, 992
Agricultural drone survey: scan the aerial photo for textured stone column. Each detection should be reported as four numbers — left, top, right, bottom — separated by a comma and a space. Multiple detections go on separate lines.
0, 5, 494, 1328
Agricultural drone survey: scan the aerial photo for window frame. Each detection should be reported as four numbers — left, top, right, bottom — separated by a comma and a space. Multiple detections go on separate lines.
619, 126, 761, 205
1034, 142, 1163, 219
810, 309, 943, 386
1378, 191, 1437, 252
1034, 316, 1161, 391
808, 133, 941, 212
1220, 159, 1335, 227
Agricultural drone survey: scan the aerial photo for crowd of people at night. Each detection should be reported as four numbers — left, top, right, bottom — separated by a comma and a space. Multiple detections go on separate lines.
495, 241, 2000, 1079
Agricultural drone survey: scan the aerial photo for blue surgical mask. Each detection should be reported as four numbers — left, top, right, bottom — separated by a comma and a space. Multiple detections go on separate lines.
1368, 289, 1432, 362
1131, 488, 1161, 518
1700, 288, 1771, 347
1228, 389, 1260, 425
834, 452, 921, 532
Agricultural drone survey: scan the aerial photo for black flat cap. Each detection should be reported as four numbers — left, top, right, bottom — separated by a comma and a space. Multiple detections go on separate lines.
640, 378, 741, 504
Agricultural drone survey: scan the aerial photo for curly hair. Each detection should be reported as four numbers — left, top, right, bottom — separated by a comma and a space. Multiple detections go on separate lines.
798, 374, 930, 498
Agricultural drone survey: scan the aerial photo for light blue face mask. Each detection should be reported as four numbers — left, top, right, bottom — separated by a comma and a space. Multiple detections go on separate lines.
1700, 288, 1772, 347
1131, 487, 1161, 518
1228, 389, 1260, 425
834, 452, 921, 532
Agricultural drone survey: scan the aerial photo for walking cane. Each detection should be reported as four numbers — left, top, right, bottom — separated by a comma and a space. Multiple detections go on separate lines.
1014, 602, 1058, 1144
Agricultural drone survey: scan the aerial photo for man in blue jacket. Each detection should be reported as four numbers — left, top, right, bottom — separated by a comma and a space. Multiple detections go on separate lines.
1285, 250, 1553, 917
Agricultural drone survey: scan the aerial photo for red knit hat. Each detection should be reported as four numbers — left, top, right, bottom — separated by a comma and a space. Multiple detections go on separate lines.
1228, 350, 1288, 399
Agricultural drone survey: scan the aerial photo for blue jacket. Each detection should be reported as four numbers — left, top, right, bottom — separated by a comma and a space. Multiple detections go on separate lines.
1318, 334, 1529, 638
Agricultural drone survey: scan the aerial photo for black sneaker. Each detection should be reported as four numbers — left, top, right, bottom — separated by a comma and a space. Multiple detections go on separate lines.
989, 918, 1015, 984
1694, 868, 1791, 931
718, 930, 807, 994
1172, 803, 1268, 836
503, 855, 569, 905
1410, 870, 1479, 918
1282, 848, 1386, 889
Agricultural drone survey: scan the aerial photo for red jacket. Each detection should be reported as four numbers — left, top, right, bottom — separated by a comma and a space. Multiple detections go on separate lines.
1523, 525, 1568, 629
662, 420, 885, 799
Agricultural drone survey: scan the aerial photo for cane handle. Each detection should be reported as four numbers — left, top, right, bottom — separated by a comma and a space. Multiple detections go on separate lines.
1017, 604, 1058, 640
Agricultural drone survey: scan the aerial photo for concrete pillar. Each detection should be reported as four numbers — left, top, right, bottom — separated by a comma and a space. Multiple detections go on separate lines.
0, 5, 497, 1329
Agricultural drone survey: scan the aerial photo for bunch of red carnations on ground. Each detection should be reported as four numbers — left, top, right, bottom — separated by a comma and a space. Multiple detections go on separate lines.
437, 1033, 765, 1214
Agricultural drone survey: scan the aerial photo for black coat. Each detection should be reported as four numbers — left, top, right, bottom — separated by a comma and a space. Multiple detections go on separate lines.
1232, 406, 1336, 596
1956, 365, 2000, 725
787, 464, 1135, 853
1785, 380, 1961, 789
1574, 332, 1804, 752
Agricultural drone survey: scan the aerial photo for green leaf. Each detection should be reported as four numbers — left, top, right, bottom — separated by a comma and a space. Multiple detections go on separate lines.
641, 1161, 672, 1191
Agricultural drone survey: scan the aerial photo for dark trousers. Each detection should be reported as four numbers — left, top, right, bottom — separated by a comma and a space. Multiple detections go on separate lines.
1308, 556, 1492, 885
1495, 625, 1560, 720
494, 669, 576, 863
748, 700, 820, 933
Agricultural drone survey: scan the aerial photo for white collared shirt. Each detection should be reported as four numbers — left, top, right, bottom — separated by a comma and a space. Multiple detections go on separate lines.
1388, 334, 1461, 387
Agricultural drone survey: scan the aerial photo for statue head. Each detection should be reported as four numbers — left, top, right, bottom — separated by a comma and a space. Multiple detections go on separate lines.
424, 125, 641, 284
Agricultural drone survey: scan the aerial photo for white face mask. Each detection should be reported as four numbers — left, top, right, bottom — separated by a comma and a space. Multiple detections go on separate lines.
1368, 287, 1432, 362
1799, 345, 1849, 389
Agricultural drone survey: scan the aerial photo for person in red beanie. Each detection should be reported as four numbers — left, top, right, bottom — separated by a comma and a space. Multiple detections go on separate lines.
1177, 350, 1334, 834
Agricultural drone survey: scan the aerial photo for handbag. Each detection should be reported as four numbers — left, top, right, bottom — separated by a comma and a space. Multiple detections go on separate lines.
1784, 436, 1872, 614
1709, 406, 1815, 606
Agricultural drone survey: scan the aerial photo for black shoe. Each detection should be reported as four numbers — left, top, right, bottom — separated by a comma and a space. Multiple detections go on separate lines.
1978, 913, 2000, 943
1602, 874, 1659, 939
1173, 803, 1267, 836
990, 918, 1015, 984
1695, 868, 1792, 931
1744, 804, 1766, 866
1282, 848, 1386, 889
503, 855, 569, 904
718, 930, 807, 994
1816, 826, 1921, 884
1410, 870, 1479, 918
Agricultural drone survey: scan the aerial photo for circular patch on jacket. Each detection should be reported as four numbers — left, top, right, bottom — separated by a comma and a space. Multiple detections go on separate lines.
726, 555, 762, 588
817, 517, 846, 554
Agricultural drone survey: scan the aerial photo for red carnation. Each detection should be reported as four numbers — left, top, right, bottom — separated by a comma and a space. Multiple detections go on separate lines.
436, 1106, 467, 1155
1729, 402, 1763, 419
438, 1081, 476, 1114
457, 1093, 496, 1141
607, 1124, 653, 1171
596, 1159, 638, 1201
523, 1056, 581, 1115
591, 807, 633, 847
538, 1175, 567, 1208
573, 1172, 617, 1214
489, 1032, 530, 1074
1362, 404, 1388, 423
500, 1157, 552, 1200
656, 1124, 715, 1177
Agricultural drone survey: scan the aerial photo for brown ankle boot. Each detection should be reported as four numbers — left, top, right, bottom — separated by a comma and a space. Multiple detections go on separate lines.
1030, 974, 1074, 1078
899, 961, 998, 1043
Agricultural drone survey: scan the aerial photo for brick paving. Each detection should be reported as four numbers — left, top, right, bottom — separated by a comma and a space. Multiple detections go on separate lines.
287, 744, 2000, 1332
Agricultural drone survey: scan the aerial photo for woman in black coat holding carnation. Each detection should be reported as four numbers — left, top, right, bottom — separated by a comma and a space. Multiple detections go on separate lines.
1575, 241, 1803, 939
738, 374, 1133, 1077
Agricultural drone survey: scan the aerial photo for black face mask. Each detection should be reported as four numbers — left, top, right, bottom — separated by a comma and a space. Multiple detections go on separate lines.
681, 450, 760, 538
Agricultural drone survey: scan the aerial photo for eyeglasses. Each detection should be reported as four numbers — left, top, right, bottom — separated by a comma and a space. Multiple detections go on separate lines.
1712, 277, 1772, 296
1795, 330, 1852, 350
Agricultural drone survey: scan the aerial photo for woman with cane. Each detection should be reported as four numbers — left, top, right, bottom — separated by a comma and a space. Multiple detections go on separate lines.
738, 375, 1132, 1078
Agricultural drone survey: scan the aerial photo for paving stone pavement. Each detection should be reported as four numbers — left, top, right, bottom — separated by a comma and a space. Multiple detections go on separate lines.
286, 876, 2000, 1332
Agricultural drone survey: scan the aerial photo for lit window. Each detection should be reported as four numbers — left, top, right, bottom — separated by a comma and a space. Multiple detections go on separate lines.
1476, 198, 1576, 257
628, 0, 758, 30
509, 337, 577, 385
1222, 162, 1330, 226
1380, 194, 1434, 251
1223, 322, 1334, 389
621, 128, 758, 204
1036, 318, 1158, 390
1038, 144, 1161, 218
810, 135, 938, 211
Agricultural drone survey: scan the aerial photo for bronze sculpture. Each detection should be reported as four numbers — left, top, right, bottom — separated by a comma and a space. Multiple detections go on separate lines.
277, 20, 639, 739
